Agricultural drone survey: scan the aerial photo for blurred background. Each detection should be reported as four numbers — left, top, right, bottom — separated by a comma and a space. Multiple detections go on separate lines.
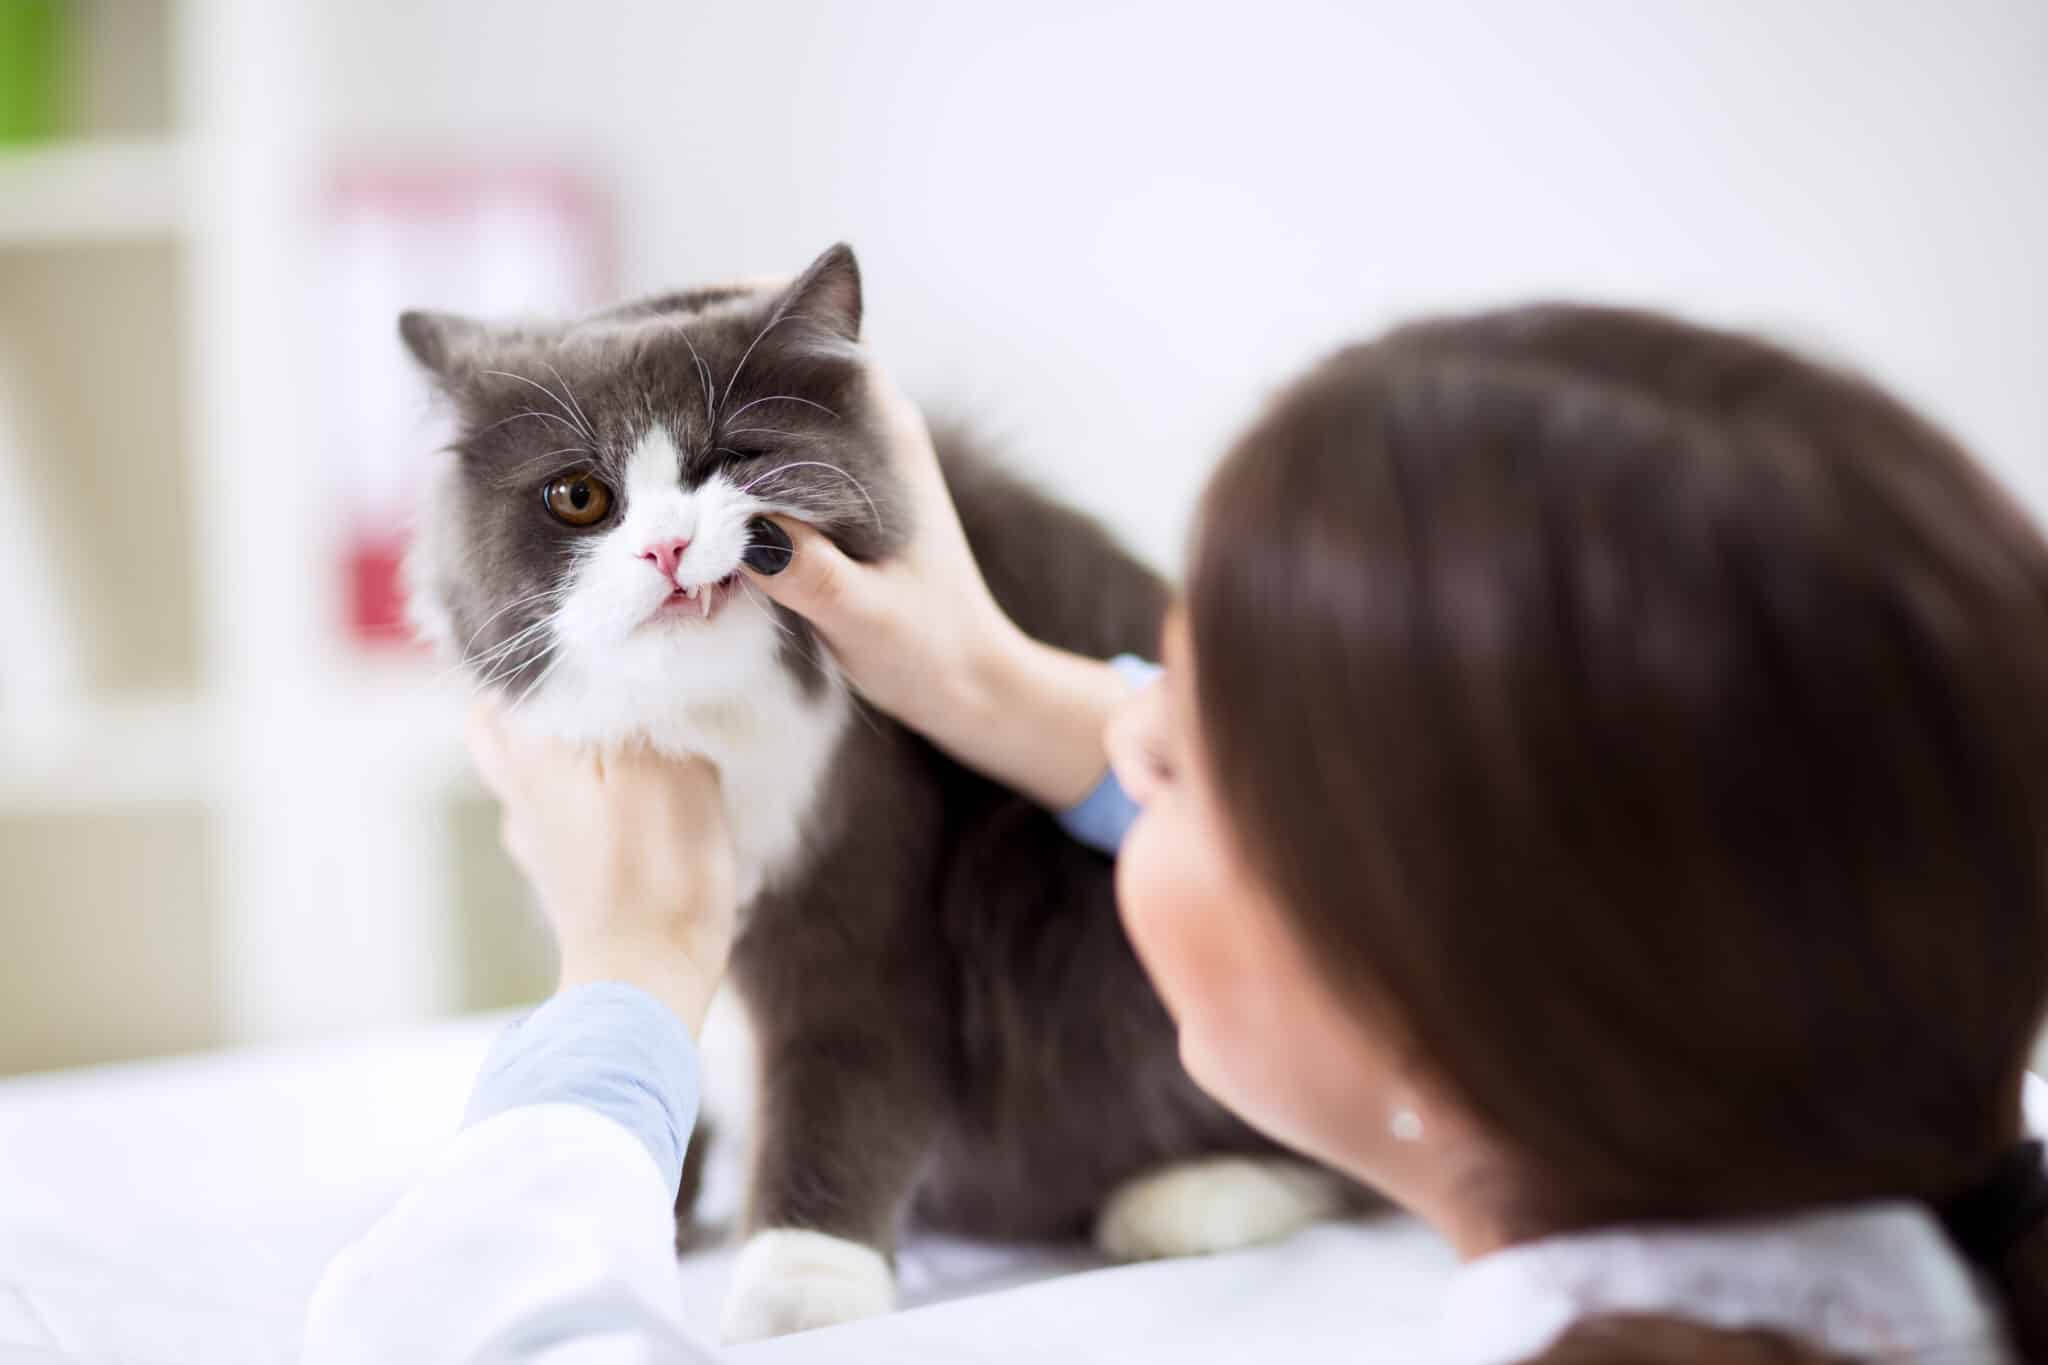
1, 0, 2043, 1076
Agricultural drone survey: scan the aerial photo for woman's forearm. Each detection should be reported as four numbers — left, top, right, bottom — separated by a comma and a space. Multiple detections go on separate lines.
938, 628, 1136, 811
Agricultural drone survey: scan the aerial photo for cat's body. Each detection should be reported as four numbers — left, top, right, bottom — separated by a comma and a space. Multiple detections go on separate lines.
735, 430, 1266, 1238
402, 246, 1353, 1341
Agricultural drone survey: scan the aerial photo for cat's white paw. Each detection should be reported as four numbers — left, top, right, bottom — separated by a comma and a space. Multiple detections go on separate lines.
719, 1228, 895, 1343
1095, 1156, 1346, 1261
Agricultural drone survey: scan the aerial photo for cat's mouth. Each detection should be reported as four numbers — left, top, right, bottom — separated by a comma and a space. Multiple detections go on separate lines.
654, 573, 742, 625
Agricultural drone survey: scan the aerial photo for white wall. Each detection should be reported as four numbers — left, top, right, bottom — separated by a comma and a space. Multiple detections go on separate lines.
318, 0, 2048, 570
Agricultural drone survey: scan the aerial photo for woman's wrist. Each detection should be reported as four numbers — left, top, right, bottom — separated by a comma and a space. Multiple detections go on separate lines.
946, 623, 1134, 810
554, 875, 734, 1041
558, 943, 725, 1039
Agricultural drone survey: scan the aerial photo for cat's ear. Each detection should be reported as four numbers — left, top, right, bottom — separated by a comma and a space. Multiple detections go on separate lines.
399, 310, 491, 384
772, 243, 863, 348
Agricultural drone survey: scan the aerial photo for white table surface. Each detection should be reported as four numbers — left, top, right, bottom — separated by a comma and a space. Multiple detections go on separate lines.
0, 1008, 1457, 1364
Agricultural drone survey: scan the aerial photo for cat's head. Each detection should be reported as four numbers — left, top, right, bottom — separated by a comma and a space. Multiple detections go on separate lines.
401, 244, 903, 739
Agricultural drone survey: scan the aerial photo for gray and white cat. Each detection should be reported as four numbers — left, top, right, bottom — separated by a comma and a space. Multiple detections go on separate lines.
400, 245, 1356, 1341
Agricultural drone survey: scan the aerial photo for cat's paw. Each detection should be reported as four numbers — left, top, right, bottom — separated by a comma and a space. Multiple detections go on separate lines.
719, 1228, 895, 1343
1094, 1156, 1346, 1261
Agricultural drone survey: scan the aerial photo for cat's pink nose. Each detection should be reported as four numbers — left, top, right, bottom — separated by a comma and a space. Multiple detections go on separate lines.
640, 537, 693, 581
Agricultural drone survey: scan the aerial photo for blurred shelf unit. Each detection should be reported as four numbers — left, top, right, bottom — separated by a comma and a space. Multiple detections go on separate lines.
0, 0, 342, 1069
0, 1, 587, 1072
0, 695, 223, 812
0, 798, 226, 1074
0, 135, 187, 246
0, 2, 201, 741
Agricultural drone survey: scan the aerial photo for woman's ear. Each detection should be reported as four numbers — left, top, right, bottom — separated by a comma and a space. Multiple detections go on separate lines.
772, 243, 863, 348
398, 309, 492, 385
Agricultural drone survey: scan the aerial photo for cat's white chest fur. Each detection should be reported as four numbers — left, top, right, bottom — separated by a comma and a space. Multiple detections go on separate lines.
516, 647, 852, 906
669, 680, 852, 906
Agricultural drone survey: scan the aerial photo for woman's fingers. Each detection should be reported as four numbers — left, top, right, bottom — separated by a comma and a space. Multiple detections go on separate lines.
468, 698, 593, 799
1104, 674, 1170, 808
467, 700, 541, 871
865, 362, 946, 483
466, 699, 517, 798
737, 514, 863, 626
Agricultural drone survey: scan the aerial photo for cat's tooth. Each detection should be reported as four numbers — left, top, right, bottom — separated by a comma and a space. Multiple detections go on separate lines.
683, 583, 699, 600
700, 590, 712, 619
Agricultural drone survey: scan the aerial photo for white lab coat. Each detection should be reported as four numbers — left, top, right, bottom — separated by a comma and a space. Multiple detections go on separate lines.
303, 1102, 712, 1364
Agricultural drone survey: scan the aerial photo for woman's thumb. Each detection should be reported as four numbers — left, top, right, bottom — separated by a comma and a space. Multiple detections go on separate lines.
738, 515, 858, 625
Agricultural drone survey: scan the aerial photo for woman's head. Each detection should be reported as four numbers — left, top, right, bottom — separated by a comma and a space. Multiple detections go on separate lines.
1113, 305, 2048, 1266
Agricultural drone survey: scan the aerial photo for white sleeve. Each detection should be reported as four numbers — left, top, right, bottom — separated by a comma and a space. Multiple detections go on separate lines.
302, 1103, 716, 1364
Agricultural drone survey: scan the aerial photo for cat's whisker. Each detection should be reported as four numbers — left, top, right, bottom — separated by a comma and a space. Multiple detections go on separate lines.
469, 615, 559, 667
673, 326, 717, 430
512, 647, 569, 706
473, 408, 590, 441
717, 311, 802, 419
468, 635, 545, 679
474, 633, 558, 697
540, 360, 599, 445
457, 586, 570, 658
740, 461, 884, 531
450, 620, 562, 687
695, 355, 715, 425
464, 593, 561, 650
467, 645, 546, 692
736, 579, 856, 723
493, 448, 602, 489
466, 608, 568, 677
483, 369, 594, 443
734, 579, 798, 643
724, 394, 838, 424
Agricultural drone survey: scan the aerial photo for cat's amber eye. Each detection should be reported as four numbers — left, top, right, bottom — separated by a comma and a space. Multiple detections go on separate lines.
542, 474, 613, 527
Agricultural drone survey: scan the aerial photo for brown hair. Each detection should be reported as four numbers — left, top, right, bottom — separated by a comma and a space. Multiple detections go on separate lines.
1537, 1317, 1853, 1363
1187, 305, 2048, 1361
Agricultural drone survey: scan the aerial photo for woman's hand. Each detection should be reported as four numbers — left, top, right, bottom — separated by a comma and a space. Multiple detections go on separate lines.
739, 364, 1134, 810
466, 702, 737, 1036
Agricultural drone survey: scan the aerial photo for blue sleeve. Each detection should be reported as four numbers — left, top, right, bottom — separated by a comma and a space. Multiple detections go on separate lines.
462, 982, 701, 1200
1056, 654, 1164, 856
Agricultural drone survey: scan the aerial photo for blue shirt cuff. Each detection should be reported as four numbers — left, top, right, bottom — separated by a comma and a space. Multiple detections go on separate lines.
1056, 653, 1163, 856
462, 982, 701, 1199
